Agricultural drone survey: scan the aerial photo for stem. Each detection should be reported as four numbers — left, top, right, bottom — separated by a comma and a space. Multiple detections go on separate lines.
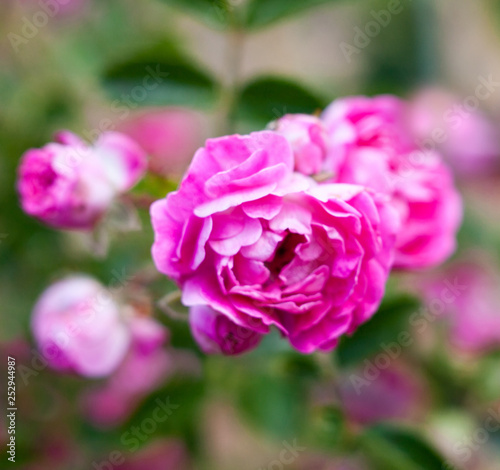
218, 26, 245, 135
157, 290, 188, 322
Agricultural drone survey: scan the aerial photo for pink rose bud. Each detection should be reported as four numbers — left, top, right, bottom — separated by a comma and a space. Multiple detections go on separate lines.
272, 114, 332, 175
118, 108, 204, 178
82, 316, 172, 427
151, 131, 398, 353
189, 305, 263, 355
322, 95, 462, 270
31, 276, 131, 377
17, 131, 146, 230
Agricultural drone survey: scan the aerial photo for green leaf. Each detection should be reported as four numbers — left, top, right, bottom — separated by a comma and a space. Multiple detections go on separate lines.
244, 0, 343, 30
337, 294, 420, 368
237, 373, 306, 440
156, 0, 234, 29
102, 44, 218, 108
235, 76, 326, 125
361, 424, 448, 470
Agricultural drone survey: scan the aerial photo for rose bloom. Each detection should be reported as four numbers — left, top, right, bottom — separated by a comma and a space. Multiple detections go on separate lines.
17, 130, 146, 230
151, 131, 398, 354
322, 95, 462, 269
272, 114, 332, 176
31, 276, 130, 377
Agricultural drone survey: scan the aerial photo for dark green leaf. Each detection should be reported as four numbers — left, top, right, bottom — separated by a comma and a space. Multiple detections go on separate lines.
156, 0, 234, 29
244, 0, 343, 30
103, 45, 218, 108
361, 424, 449, 470
235, 76, 326, 125
337, 294, 420, 368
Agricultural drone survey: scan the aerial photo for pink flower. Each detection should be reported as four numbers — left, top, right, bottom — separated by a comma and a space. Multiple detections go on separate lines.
118, 108, 204, 178
31, 276, 130, 377
189, 305, 263, 355
338, 361, 426, 425
83, 317, 172, 427
417, 260, 500, 354
151, 131, 398, 353
272, 114, 332, 175
322, 96, 462, 269
409, 87, 500, 177
17, 131, 146, 230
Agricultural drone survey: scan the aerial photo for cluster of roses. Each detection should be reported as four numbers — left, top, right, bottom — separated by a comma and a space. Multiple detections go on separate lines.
150, 95, 462, 355
18, 95, 462, 368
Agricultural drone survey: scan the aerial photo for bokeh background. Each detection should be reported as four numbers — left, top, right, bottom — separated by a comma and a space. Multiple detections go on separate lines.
1, 0, 500, 469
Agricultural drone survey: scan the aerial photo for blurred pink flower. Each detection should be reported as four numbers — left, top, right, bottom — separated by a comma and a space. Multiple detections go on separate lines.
118, 108, 204, 178
83, 317, 172, 427
338, 361, 426, 425
31, 276, 131, 377
419, 260, 500, 354
273, 114, 332, 175
151, 131, 398, 353
18, 0, 89, 17
322, 95, 462, 270
17, 131, 146, 230
189, 305, 263, 355
409, 87, 500, 177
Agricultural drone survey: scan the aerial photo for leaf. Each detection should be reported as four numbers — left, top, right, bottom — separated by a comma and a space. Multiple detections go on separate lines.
244, 0, 343, 30
156, 0, 234, 29
361, 424, 449, 470
235, 76, 326, 125
102, 44, 218, 108
336, 294, 420, 368
237, 373, 306, 440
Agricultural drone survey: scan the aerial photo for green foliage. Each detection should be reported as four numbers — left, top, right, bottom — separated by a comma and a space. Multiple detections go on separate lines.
156, 0, 234, 29
361, 424, 448, 470
235, 76, 327, 125
337, 294, 421, 368
244, 0, 343, 30
103, 44, 218, 109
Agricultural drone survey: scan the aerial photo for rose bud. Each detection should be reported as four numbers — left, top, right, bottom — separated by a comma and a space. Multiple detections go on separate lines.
189, 305, 263, 355
17, 130, 146, 230
31, 276, 130, 377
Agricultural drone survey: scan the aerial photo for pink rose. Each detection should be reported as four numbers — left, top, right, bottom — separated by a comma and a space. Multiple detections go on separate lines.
83, 317, 172, 427
272, 114, 332, 175
118, 108, 204, 178
31, 276, 130, 377
151, 131, 398, 353
189, 305, 263, 355
17, 131, 146, 230
322, 96, 462, 269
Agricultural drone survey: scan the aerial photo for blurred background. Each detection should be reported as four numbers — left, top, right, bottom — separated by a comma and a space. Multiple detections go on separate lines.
1, 0, 500, 469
